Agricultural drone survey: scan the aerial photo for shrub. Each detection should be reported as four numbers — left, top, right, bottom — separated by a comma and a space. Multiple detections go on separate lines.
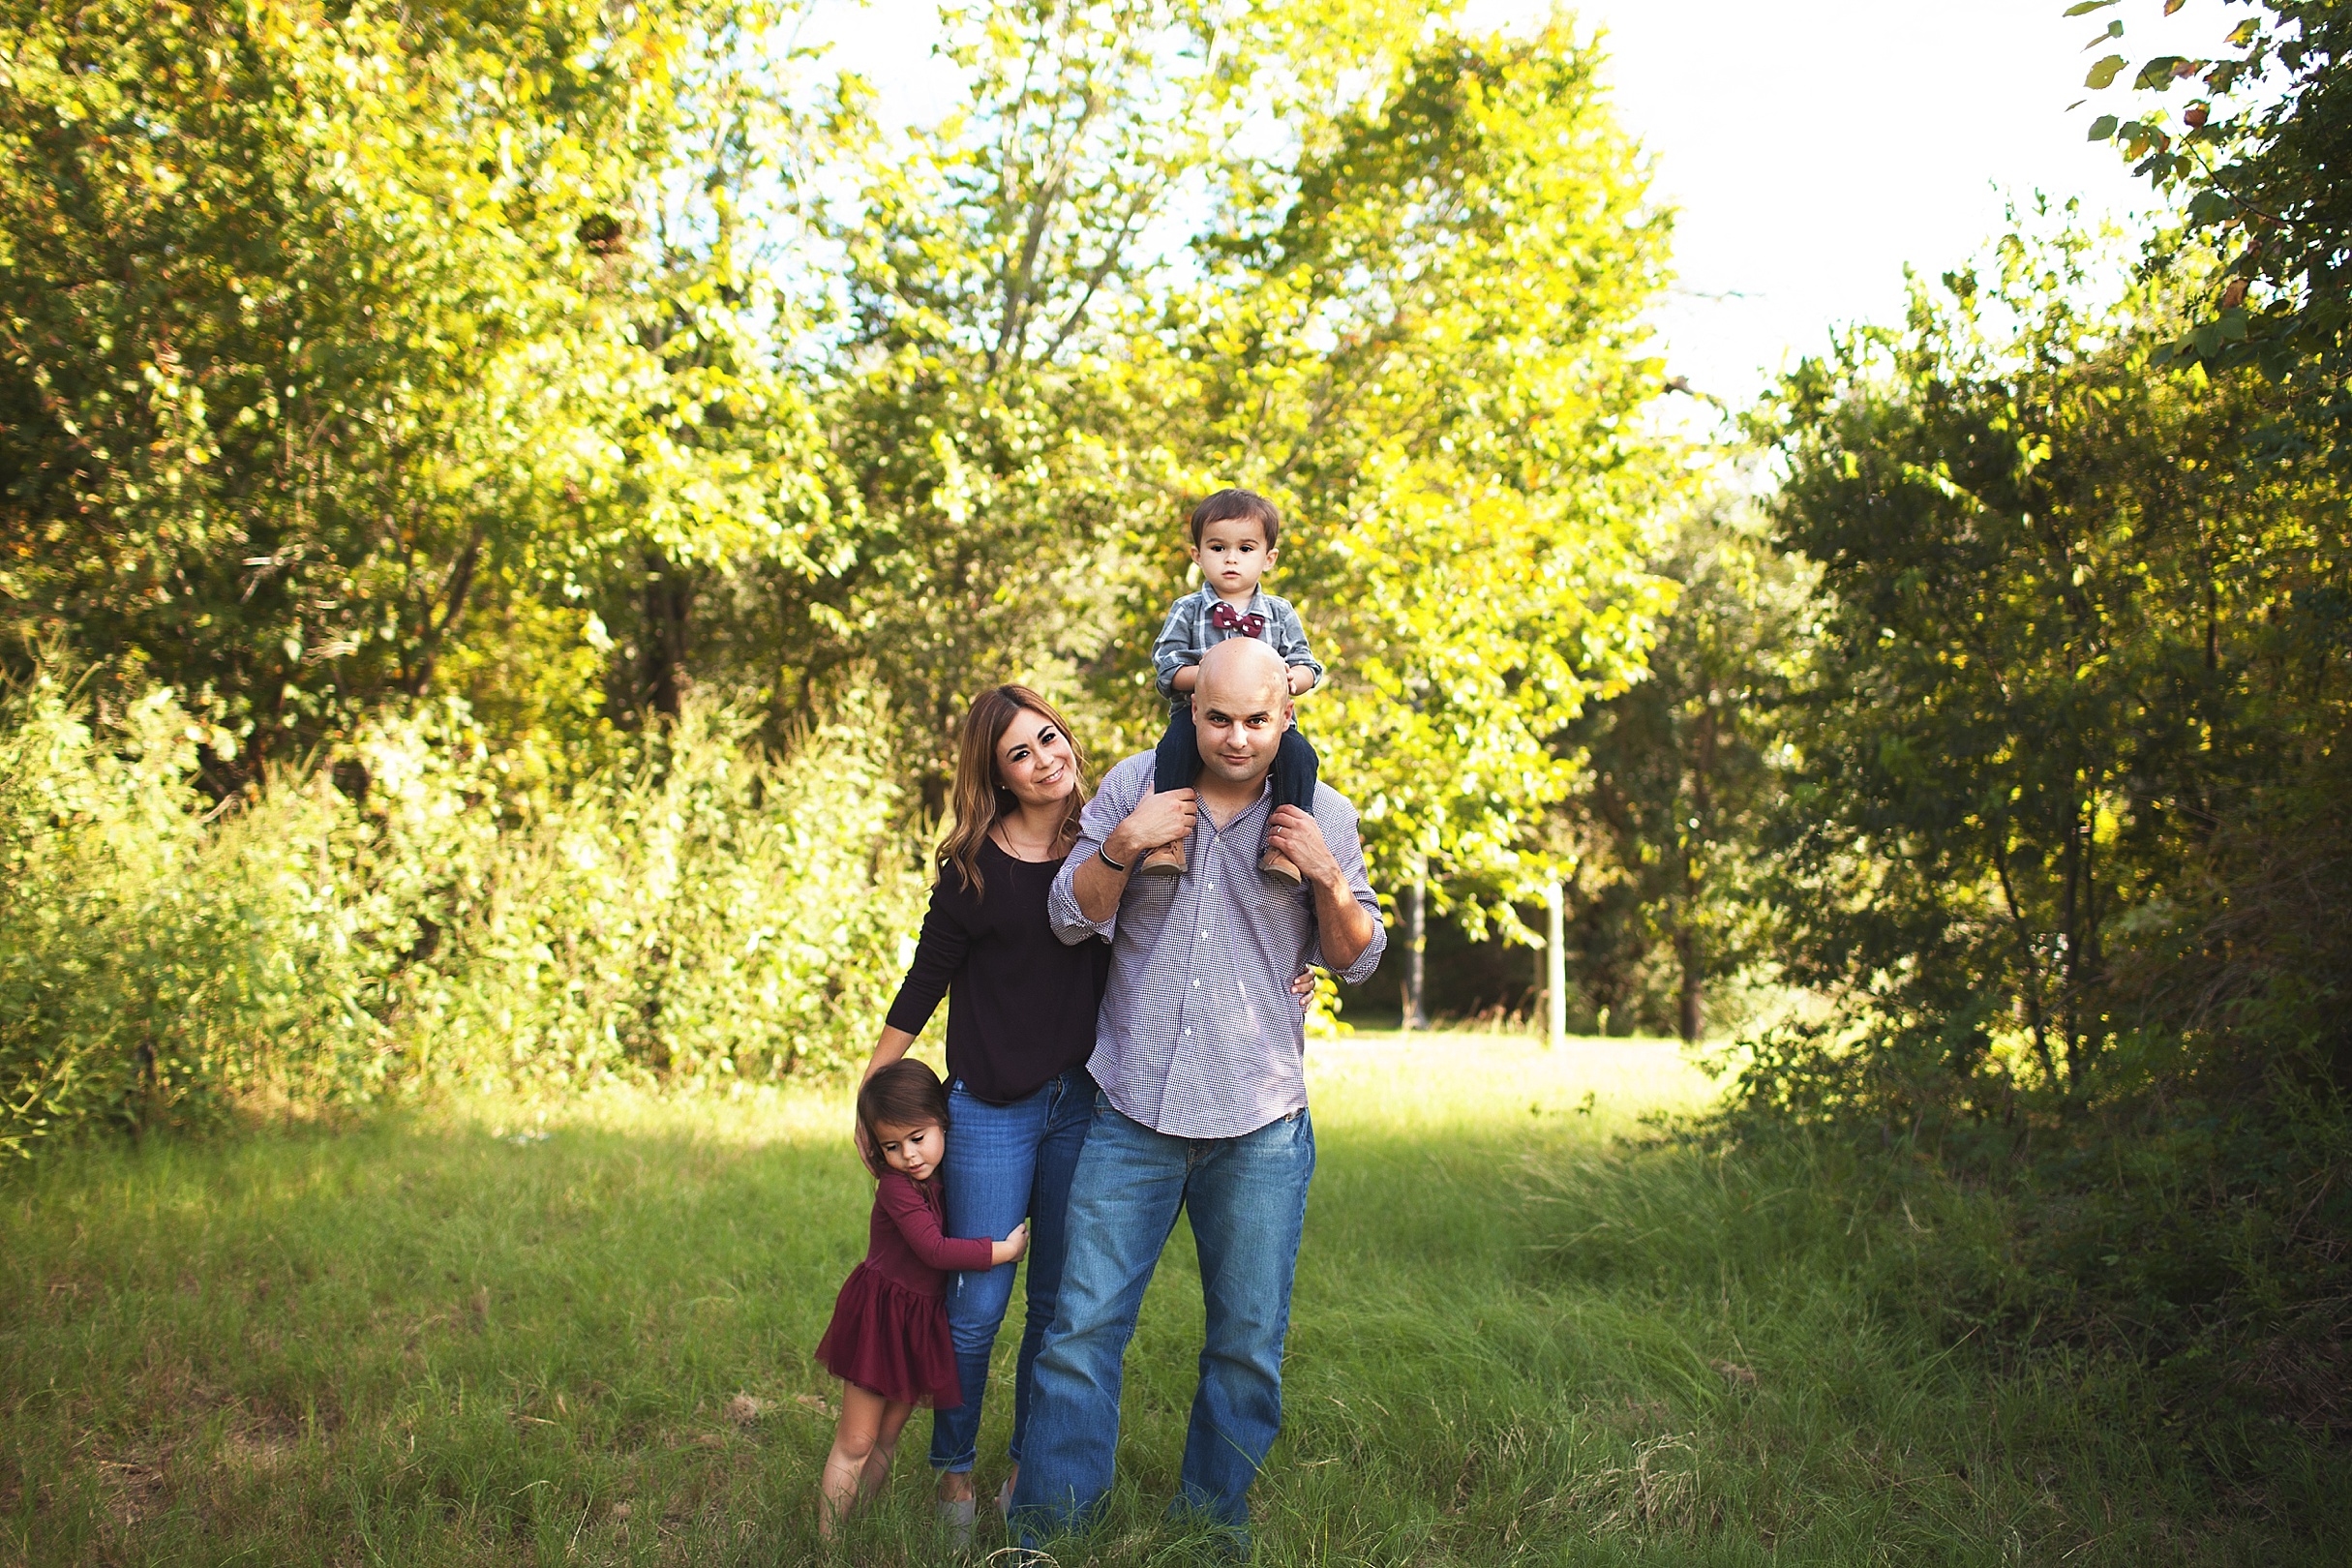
0, 672, 924, 1156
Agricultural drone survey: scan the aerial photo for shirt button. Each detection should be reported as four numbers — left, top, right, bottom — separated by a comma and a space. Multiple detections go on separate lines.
1192, 979, 1200, 987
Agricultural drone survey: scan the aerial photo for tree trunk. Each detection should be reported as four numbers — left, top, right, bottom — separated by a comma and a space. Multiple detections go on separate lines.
1674, 920, 1703, 1043
1545, 878, 1566, 1049
1402, 877, 1428, 1031
642, 548, 692, 719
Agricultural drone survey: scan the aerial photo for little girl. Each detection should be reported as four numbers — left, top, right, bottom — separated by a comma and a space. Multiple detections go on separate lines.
815, 1059, 1028, 1536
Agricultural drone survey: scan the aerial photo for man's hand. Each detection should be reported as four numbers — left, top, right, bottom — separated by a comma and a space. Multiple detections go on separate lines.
1269, 804, 1377, 973
1073, 785, 1198, 922
1110, 785, 1196, 861
1266, 803, 1341, 888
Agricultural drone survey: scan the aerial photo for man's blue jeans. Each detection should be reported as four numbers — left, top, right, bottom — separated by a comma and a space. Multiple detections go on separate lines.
929, 1068, 1095, 1474
1010, 1101, 1315, 1539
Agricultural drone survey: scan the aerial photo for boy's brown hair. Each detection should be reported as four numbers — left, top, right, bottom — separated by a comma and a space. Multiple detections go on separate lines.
1189, 488, 1282, 552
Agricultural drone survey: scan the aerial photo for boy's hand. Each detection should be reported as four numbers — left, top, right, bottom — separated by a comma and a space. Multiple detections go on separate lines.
1286, 665, 1315, 695
1109, 785, 1196, 860
991, 1221, 1030, 1266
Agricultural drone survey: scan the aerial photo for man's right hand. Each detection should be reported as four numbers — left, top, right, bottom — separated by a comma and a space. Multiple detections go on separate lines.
1110, 785, 1196, 862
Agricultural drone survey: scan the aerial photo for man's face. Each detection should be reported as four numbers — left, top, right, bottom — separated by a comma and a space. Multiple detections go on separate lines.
1192, 668, 1288, 787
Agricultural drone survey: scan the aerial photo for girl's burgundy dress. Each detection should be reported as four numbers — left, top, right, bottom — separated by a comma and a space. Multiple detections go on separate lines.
815, 1167, 995, 1406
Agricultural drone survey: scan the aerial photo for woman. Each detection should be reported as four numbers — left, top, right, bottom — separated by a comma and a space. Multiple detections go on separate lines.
857, 684, 1109, 1535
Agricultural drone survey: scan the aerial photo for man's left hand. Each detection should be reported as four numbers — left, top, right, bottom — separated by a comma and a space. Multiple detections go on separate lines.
1266, 804, 1341, 888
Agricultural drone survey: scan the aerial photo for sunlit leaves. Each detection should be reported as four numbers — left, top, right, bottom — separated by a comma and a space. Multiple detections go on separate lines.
2067, 1, 2350, 433
1146, 20, 1681, 914
0, 0, 826, 764
1756, 215, 2345, 1101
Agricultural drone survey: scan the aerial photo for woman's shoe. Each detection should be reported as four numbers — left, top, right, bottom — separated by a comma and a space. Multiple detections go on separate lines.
937, 1494, 976, 1550
997, 1474, 1014, 1523
1138, 840, 1187, 877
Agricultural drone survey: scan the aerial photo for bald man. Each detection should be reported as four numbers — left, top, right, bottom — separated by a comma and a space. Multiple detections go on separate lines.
1012, 636, 1386, 1548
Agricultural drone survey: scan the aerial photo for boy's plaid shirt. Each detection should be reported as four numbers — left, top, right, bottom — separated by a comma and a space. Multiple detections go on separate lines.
1150, 588, 1323, 715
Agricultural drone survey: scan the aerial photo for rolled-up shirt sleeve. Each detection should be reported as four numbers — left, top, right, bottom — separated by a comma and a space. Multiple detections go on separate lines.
1307, 790, 1387, 985
1048, 755, 1150, 945
1267, 600, 1325, 687
1151, 597, 1201, 700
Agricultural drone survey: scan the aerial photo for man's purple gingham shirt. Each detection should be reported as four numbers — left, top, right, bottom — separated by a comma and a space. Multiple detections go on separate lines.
1048, 751, 1387, 1139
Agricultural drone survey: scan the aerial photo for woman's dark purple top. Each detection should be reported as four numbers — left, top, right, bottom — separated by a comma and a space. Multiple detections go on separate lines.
885, 838, 1111, 1105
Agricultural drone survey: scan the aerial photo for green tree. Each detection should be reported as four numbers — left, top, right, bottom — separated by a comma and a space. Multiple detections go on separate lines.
0, 0, 821, 770
2073, 0, 2350, 440
1554, 496, 1807, 1041
1751, 219, 2344, 1118
1138, 19, 1680, 1012
672, 0, 1427, 788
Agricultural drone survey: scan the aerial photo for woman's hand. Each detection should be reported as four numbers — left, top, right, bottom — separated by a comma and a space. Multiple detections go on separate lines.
1290, 968, 1319, 1010
990, 1221, 1030, 1266
853, 1025, 920, 1162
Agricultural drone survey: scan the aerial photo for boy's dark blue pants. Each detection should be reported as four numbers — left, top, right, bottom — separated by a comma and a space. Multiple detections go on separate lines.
1153, 707, 1319, 819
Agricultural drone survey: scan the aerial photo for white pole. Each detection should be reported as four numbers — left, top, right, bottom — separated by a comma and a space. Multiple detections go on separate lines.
1545, 879, 1566, 1050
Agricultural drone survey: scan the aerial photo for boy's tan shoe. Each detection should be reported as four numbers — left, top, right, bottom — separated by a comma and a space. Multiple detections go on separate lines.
1138, 840, 1188, 877
1257, 850, 1303, 885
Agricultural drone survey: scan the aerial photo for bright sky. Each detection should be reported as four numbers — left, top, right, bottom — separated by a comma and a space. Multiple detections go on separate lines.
806, 0, 2163, 412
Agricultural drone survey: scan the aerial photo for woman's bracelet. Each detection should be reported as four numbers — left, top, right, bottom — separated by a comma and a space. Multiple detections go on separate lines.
1097, 843, 1129, 874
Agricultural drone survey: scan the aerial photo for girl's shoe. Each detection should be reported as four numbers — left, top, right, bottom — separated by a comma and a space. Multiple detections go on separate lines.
937, 1494, 976, 1550
997, 1475, 1014, 1523
1258, 850, 1302, 885
1138, 840, 1187, 877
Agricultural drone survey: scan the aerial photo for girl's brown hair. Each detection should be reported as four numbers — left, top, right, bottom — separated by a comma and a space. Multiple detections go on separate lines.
937, 684, 1088, 899
858, 1059, 950, 1177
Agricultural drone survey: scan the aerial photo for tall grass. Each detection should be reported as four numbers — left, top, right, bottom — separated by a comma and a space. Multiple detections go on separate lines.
3, 1037, 2341, 1565
0, 671, 924, 1155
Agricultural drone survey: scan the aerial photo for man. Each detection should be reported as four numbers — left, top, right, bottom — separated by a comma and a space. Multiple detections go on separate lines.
1010, 636, 1386, 1546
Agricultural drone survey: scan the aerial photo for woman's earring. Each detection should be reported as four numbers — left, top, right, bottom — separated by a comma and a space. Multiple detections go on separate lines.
994, 784, 1016, 811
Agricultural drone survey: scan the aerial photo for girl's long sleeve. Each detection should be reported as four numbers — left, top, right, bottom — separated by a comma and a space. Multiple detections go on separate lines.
876, 1173, 995, 1273
884, 877, 973, 1037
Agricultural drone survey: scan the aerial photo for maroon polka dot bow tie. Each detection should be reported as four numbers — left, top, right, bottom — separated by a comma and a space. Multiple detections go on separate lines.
1210, 602, 1267, 637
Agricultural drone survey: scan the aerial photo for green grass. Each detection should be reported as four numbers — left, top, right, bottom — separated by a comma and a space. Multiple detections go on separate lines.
2, 1034, 2343, 1565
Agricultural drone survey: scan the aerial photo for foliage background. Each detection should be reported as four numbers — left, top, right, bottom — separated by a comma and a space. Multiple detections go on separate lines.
3, 0, 2348, 1461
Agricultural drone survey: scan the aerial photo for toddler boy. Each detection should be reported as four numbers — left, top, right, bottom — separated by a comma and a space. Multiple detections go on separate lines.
1143, 488, 1323, 881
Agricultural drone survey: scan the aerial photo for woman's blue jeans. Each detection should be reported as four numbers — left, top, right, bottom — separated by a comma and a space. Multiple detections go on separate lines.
929, 1067, 1096, 1474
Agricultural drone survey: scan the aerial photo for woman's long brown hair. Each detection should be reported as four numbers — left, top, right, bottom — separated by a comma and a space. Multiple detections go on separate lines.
938, 685, 1090, 899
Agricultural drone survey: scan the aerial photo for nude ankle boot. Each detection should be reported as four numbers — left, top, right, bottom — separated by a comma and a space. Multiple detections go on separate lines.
1258, 849, 1302, 885
1138, 839, 1188, 877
